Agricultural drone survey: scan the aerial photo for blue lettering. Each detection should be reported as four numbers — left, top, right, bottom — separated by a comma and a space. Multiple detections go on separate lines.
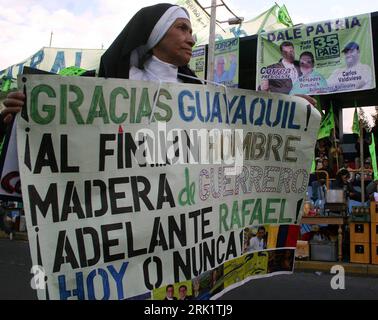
267, 33, 276, 42
75, 52, 82, 68
16, 63, 25, 76
178, 90, 196, 122
58, 272, 85, 300
107, 262, 128, 300
266, 99, 282, 127
232, 96, 246, 124
306, 26, 314, 37
223, 94, 239, 124
210, 92, 222, 123
58, 263, 128, 300
350, 17, 361, 28
315, 24, 325, 35
6, 67, 13, 79
30, 49, 44, 69
197, 91, 210, 122
288, 102, 300, 129
229, 26, 247, 38
252, 98, 266, 126
281, 101, 290, 128
294, 28, 302, 39
276, 32, 285, 41
50, 51, 66, 74
87, 268, 110, 300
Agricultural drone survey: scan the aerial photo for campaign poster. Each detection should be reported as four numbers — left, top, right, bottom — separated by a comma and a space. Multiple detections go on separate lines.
189, 46, 206, 80
214, 38, 239, 88
256, 13, 375, 95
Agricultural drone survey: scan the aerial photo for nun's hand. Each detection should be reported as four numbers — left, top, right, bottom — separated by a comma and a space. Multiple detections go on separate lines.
1, 91, 25, 124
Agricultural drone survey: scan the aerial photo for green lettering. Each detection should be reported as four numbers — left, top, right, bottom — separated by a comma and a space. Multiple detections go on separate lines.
109, 87, 128, 123
60, 84, 67, 124
219, 203, 229, 233
278, 199, 292, 223
230, 201, 241, 229
136, 88, 152, 123
249, 199, 263, 225
264, 198, 279, 224
241, 199, 254, 227
30, 84, 56, 125
86, 86, 109, 124
68, 85, 85, 124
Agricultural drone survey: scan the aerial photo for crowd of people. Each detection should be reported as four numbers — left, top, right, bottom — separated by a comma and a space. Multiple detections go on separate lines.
308, 134, 377, 215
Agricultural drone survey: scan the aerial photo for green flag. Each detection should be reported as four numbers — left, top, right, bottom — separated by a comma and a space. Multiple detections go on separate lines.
59, 66, 87, 76
352, 108, 360, 136
0, 78, 12, 92
311, 157, 316, 173
369, 134, 378, 181
277, 5, 293, 27
317, 103, 335, 140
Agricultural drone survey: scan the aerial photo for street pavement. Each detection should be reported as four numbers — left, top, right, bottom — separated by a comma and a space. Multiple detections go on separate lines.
1, 239, 378, 300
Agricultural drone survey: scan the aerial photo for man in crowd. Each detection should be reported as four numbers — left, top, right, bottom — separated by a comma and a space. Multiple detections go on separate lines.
164, 284, 177, 300
248, 226, 266, 252
213, 54, 237, 86
178, 285, 191, 300
259, 41, 301, 94
327, 41, 373, 92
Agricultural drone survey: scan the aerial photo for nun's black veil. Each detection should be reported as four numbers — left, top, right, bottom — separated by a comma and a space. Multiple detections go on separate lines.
99, 3, 201, 84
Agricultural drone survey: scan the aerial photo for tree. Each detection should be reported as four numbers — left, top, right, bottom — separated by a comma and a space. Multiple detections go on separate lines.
372, 106, 378, 133
359, 107, 371, 131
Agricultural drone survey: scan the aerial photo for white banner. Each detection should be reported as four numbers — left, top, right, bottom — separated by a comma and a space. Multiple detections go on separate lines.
17, 75, 320, 300
0, 47, 105, 82
176, 1, 291, 45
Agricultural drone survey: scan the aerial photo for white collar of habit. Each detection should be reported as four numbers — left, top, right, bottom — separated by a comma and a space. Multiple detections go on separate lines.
143, 55, 180, 82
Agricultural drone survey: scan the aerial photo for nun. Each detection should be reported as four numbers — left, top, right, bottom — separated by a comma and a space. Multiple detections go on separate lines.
1, 3, 202, 124
99, 3, 202, 84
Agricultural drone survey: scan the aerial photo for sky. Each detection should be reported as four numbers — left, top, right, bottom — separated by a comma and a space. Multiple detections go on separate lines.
0, 0, 377, 130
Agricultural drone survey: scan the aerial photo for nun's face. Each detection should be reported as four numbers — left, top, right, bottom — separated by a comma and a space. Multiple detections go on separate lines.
153, 18, 195, 66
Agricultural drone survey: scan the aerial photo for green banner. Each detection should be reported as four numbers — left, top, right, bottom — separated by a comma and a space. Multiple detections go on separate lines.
256, 13, 375, 95
214, 38, 239, 88
370, 134, 378, 181
189, 46, 206, 81
317, 104, 335, 140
